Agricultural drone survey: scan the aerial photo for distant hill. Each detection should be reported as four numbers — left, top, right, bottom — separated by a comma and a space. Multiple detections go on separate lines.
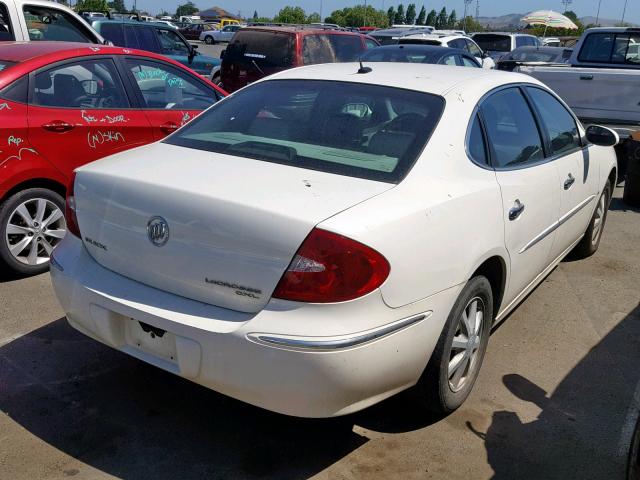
475, 12, 637, 30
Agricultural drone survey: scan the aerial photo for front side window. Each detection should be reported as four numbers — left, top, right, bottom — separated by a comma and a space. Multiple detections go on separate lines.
461, 56, 480, 68
527, 87, 581, 156
365, 38, 378, 49
0, 3, 14, 41
480, 88, 544, 168
23, 5, 95, 42
126, 59, 218, 110
157, 29, 191, 56
440, 54, 457, 66
467, 39, 482, 57
33, 59, 129, 109
165, 79, 445, 183
302, 35, 364, 64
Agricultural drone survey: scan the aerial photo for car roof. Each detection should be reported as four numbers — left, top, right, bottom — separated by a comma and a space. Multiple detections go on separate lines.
473, 32, 535, 37
92, 19, 171, 28
265, 62, 542, 97
238, 26, 363, 37
0, 41, 213, 89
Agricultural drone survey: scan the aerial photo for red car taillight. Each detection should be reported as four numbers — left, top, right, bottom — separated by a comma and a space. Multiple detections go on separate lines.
273, 228, 390, 303
65, 171, 80, 238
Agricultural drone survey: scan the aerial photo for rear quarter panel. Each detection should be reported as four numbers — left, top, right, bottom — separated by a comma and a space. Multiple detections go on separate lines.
319, 86, 507, 308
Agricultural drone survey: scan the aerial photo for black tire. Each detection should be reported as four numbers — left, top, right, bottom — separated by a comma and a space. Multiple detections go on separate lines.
0, 188, 66, 276
571, 179, 611, 259
204, 35, 214, 45
417, 276, 493, 414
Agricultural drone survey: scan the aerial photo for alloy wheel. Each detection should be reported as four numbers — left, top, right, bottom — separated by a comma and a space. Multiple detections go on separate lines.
448, 297, 485, 393
591, 191, 606, 245
5, 198, 66, 266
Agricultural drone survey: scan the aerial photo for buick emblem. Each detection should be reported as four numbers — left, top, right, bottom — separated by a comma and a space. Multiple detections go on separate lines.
147, 216, 169, 247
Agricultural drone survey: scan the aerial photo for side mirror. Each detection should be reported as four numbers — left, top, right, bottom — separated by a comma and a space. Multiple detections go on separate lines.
585, 125, 619, 147
481, 50, 489, 59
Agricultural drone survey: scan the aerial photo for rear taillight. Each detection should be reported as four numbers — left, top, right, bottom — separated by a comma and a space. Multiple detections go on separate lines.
273, 228, 390, 303
65, 171, 80, 237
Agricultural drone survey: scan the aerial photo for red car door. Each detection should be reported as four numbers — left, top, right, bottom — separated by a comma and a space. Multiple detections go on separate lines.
26, 57, 154, 176
123, 56, 223, 140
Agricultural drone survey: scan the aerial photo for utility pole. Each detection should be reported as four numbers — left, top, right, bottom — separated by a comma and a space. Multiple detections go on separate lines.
475, 0, 480, 23
561, 0, 572, 13
621, 0, 628, 25
463, 0, 473, 32
595, 0, 602, 25
319, 0, 323, 21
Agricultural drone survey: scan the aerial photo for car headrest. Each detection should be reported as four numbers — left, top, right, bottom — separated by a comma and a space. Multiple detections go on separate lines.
35, 73, 52, 90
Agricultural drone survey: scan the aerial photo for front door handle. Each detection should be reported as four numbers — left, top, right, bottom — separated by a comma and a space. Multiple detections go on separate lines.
160, 122, 179, 134
42, 120, 74, 133
564, 173, 575, 190
580, 74, 594, 80
509, 199, 525, 221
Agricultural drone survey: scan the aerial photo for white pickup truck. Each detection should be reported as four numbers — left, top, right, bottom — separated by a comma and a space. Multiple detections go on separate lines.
520, 27, 640, 139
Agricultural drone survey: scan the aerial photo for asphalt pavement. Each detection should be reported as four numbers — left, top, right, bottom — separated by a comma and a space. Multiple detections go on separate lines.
1, 181, 639, 479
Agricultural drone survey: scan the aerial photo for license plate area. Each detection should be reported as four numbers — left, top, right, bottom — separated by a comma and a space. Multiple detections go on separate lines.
125, 318, 177, 363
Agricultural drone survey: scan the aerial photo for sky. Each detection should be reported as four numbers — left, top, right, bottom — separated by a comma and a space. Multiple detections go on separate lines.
134, 0, 637, 24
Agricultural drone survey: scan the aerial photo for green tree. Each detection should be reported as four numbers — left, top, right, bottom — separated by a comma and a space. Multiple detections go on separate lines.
253, 10, 258, 20
387, 6, 395, 26
458, 16, 484, 32
274, 6, 307, 23
307, 12, 321, 23
405, 3, 416, 24
107, 0, 126, 13
416, 5, 426, 25
326, 5, 389, 28
447, 10, 457, 28
394, 4, 405, 24
436, 7, 447, 28
175, 1, 198, 18
426, 9, 437, 27
76, 0, 108, 12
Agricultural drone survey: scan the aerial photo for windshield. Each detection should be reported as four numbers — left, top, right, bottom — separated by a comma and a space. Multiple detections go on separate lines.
361, 48, 437, 63
473, 34, 511, 52
225, 31, 295, 68
165, 80, 445, 183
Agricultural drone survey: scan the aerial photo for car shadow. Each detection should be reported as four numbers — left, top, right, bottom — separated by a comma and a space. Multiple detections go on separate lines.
466, 303, 640, 479
610, 197, 640, 213
0, 318, 368, 479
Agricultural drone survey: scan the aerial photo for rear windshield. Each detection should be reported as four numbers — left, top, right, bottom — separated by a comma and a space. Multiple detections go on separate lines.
225, 31, 295, 68
302, 34, 363, 64
578, 32, 640, 65
165, 80, 444, 183
371, 35, 398, 46
473, 34, 511, 52
508, 50, 561, 62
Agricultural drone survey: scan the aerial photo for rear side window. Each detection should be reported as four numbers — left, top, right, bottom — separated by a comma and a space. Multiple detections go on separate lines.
527, 87, 581, 156
165, 79, 445, 183
480, 88, 544, 168
225, 31, 295, 68
0, 75, 27, 103
302, 35, 364, 64
23, 5, 95, 42
468, 114, 488, 165
0, 3, 14, 41
578, 33, 640, 64
124, 26, 160, 53
100, 23, 125, 46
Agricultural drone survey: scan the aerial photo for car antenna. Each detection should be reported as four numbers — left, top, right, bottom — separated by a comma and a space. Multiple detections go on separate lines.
357, 58, 372, 74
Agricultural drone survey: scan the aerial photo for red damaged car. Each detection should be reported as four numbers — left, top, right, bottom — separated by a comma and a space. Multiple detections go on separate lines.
0, 42, 226, 275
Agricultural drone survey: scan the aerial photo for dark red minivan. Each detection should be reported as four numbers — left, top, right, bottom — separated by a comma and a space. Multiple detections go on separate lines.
220, 26, 379, 92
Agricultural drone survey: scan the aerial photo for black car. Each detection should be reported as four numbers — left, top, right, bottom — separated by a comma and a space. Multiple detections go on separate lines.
360, 44, 481, 68
496, 46, 573, 71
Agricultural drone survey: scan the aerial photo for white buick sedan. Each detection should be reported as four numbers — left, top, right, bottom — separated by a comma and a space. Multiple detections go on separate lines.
50, 63, 618, 417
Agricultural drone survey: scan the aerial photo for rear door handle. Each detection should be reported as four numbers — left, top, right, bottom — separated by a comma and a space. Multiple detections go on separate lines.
564, 173, 575, 190
160, 122, 179, 134
580, 74, 594, 80
509, 199, 525, 221
42, 121, 74, 133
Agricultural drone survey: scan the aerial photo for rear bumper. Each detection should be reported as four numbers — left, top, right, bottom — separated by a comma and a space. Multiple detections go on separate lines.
50, 235, 459, 417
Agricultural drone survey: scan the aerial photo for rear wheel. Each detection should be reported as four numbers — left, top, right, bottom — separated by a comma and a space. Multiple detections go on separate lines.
571, 179, 611, 259
0, 188, 66, 276
417, 276, 493, 414
204, 35, 214, 45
